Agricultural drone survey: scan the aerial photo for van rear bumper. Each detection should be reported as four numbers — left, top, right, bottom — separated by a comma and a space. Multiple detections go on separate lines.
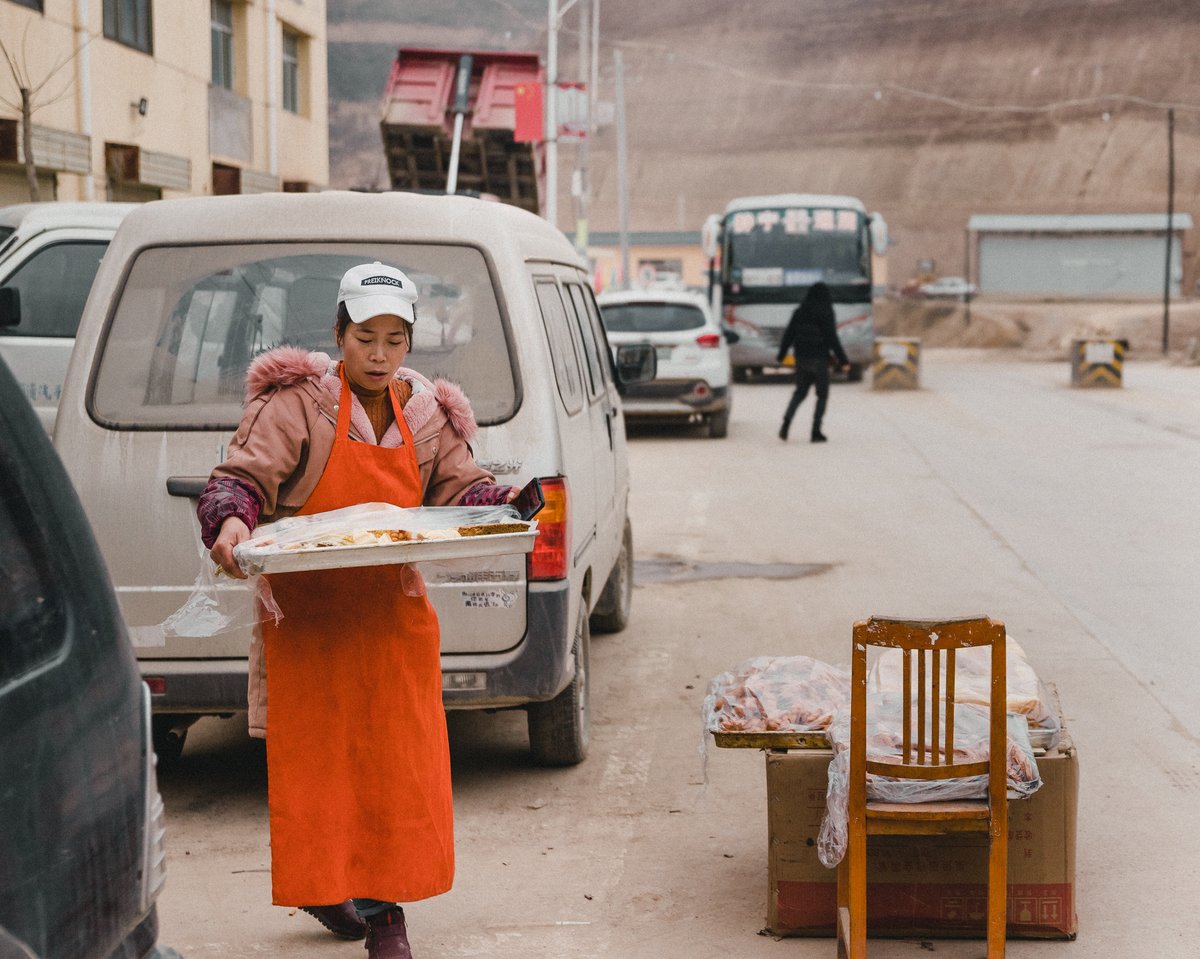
441, 583, 572, 708
139, 660, 248, 713
137, 585, 573, 714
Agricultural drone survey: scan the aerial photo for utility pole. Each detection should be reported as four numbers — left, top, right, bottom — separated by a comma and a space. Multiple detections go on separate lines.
614, 48, 630, 289
545, 0, 559, 227
1162, 107, 1175, 355
573, 0, 590, 255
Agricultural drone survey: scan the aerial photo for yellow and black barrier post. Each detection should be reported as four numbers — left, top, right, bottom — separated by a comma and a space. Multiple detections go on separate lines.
872, 337, 921, 390
1070, 338, 1126, 388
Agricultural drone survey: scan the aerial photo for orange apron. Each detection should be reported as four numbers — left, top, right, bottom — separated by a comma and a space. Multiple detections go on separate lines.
262, 368, 453, 906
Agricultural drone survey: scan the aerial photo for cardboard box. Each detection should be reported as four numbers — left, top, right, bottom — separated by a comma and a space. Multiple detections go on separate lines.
765, 729, 1078, 939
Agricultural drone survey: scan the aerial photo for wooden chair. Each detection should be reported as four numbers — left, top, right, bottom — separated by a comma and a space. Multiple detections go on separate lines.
836, 616, 1008, 959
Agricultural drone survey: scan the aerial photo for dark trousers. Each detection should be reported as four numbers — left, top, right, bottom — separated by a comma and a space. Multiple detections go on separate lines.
781, 358, 830, 436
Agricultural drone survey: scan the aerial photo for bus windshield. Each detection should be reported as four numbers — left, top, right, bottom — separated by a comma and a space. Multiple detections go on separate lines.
725, 206, 866, 286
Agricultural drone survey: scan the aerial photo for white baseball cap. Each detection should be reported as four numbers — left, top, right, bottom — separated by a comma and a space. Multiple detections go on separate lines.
337, 261, 418, 324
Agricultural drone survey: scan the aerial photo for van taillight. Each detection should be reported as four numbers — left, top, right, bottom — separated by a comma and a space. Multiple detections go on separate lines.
530, 476, 569, 581
696, 333, 721, 348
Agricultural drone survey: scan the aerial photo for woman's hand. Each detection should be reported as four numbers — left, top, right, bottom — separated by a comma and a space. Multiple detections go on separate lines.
211, 516, 251, 580
504, 487, 519, 503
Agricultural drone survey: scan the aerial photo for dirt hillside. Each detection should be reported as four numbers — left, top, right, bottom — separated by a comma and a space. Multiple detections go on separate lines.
326, 0, 1200, 286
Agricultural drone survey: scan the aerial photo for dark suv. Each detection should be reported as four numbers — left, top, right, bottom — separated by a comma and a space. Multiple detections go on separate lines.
0, 356, 176, 959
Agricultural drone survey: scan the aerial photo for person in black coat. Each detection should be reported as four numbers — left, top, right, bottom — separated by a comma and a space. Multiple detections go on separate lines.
776, 282, 850, 442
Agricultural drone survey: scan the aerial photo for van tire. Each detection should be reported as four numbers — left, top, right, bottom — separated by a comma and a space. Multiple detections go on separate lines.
845, 363, 864, 382
527, 604, 590, 766
590, 519, 633, 634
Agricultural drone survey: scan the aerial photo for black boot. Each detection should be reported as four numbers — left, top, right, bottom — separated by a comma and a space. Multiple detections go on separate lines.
779, 420, 790, 441
300, 901, 367, 940
811, 430, 828, 443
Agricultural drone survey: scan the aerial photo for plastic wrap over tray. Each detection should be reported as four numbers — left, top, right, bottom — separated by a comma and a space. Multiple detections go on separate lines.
233, 502, 537, 575
816, 693, 1042, 867
869, 637, 1059, 750
704, 655, 851, 747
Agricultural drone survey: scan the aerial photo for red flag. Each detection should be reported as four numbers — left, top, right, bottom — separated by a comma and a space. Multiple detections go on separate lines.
513, 81, 543, 143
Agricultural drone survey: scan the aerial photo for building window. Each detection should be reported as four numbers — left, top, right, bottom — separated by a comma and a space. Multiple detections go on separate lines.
211, 0, 234, 90
103, 0, 153, 54
281, 30, 300, 114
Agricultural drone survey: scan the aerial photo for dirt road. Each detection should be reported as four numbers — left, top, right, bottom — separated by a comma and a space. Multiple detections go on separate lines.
155, 351, 1200, 958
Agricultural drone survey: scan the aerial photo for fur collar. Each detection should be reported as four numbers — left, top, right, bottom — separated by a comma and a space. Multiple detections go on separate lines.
244, 346, 478, 441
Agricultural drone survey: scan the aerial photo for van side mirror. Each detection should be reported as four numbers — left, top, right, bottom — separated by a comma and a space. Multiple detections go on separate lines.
722, 327, 740, 345
0, 288, 19, 328
614, 343, 656, 386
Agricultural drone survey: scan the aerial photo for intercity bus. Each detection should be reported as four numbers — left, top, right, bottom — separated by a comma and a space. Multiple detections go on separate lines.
703, 194, 888, 381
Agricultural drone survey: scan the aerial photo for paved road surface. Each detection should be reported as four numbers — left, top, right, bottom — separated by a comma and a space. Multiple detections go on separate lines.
156, 350, 1200, 957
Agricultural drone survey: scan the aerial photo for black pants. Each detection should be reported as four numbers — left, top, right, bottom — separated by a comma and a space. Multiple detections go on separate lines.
781, 358, 830, 436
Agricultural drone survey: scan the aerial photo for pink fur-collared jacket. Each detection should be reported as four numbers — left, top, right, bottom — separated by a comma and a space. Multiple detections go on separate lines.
201, 345, 506, 739
208, 345, 496, 521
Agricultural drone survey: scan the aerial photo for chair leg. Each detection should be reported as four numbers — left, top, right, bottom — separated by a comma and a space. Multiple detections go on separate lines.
847, 823, 867, 959
837, 860, 849, 959
987, 827, 1008, 959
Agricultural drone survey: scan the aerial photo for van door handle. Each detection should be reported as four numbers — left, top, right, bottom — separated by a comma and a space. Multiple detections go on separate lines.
166, 476, 209, 498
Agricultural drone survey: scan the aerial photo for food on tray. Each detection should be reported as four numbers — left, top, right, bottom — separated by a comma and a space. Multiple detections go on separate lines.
705, 656, 851, 733
457, 523, 530, 537
277, 527, 463, 550
263, 523, 530, 552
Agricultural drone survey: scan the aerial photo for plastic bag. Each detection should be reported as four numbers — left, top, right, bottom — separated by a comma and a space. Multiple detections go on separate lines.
816, 693, 1042, 868
703, 655, 851, 734
155, 536, 283, 642
233, 502, 524, 576
869, 636, 1060, 750
869, 636, 1042, 715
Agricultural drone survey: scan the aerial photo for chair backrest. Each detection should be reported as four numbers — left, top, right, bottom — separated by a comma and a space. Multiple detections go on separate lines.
850, 616, 1007, 793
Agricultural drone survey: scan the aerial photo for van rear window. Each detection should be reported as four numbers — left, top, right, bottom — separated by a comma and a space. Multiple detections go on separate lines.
599, 302, 707, 334
90, 243, 517, 428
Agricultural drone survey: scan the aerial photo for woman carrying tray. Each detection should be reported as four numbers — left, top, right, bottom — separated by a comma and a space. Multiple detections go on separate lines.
199, 261, 516, 959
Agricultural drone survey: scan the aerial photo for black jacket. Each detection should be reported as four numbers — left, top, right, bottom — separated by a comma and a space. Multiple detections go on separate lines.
777, 292, 850, 365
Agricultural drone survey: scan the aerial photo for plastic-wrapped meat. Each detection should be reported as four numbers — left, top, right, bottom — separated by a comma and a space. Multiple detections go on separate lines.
816, 694, 1042, 867
705, 656, 850, 733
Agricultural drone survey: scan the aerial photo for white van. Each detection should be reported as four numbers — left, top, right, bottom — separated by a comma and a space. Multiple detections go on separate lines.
0, 202, 137, 431
53, 192, 653, 766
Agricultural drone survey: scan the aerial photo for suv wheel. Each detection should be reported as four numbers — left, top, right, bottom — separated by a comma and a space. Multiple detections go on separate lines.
590, 519, 633, 634
527, 602, 590, 766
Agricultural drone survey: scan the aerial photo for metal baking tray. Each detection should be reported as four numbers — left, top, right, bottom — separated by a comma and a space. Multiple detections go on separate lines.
710, 729, 829, 750
236, 525, 538, 575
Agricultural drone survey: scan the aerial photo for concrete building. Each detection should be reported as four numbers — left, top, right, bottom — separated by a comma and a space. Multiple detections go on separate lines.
577, 231, 708, 293
968, 214, 1193, 298
0, 0, 327, 205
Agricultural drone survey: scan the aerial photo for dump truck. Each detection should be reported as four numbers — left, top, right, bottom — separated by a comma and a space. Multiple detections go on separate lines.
380, 48, 544, 214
